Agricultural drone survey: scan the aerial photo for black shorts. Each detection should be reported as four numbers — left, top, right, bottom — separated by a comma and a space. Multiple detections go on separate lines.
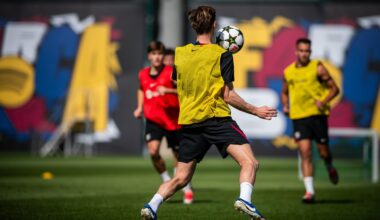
145, 120, 180, 150
292, 115, 329, 144
178, 117, 249, 163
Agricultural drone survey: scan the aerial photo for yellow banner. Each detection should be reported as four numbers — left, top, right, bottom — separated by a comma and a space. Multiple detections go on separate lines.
62, 23, 121, 132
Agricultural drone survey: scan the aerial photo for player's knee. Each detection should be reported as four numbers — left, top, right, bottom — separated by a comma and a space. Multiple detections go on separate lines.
320, 154, 332, 163
319, 151, 328, 159
240, 159, 259, 171
253, 160, 260, 170
150, 152, 161, 161
148, 146, 160, 156
319, 149, 330, 159
301, 153, 312, 162
250, 159, 260, 171
300, 150, 312, 160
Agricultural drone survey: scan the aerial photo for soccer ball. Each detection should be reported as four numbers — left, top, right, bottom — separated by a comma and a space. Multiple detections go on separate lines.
216, 25, 244, 53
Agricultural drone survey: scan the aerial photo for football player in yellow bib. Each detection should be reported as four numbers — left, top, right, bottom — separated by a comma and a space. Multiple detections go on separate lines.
141, 6, 277, 220
281, 38, 340, 203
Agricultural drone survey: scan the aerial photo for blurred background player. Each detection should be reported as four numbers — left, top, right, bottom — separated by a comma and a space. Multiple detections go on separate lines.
163, 48, 175, 66
134, 41, 194, 205
141, 6, 277, 220
281, 38, 340, 203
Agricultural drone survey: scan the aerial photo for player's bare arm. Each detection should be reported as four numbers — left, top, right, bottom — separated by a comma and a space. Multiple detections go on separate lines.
281, 78, 290, 115
316, 63, 340, 110
223, 82, 277, 120
134, 89, 144, 118
157, 86, 177, 95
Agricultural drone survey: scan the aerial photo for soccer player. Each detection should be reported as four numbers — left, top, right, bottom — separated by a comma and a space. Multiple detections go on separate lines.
163, 48, 175, 66
141, 6, 277, 220
281, 38, 340, 203
134, 41, 194, 205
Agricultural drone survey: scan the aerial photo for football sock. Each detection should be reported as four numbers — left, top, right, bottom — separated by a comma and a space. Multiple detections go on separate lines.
148, 194, 164, 213
239, 182, 253, 203
160, 171, 171, 182
304, 176, 315, 194
182, 183, 192, 192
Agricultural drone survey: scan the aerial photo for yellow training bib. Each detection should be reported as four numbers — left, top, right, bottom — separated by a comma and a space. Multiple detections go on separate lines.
175, 44, 231, 125
284, 60, 330, 119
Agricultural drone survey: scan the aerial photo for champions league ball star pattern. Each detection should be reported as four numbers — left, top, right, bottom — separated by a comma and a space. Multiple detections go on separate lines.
216, 25, 244, 53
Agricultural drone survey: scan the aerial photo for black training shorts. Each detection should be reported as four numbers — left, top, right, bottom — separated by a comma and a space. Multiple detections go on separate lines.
292, 115, 329, 144
178, 117, 249, 163
145, 120, 181, 150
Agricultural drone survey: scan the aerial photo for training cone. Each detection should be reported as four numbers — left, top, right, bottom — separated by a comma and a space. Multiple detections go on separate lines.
42, 171, 54, 180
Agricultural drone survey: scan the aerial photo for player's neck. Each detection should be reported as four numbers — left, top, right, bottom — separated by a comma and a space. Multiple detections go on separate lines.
296, 60, 310, 67
196, 34, 212, 45
150, 65, 164, 76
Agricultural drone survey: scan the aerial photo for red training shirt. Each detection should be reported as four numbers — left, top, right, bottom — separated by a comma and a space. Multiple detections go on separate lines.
138, 65, 180, 131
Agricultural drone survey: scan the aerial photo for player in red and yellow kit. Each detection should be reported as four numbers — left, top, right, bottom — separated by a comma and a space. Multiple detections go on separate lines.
134, 41, 193, 205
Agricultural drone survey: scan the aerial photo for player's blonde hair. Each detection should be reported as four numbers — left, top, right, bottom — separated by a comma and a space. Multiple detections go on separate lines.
187, 6, 216, 35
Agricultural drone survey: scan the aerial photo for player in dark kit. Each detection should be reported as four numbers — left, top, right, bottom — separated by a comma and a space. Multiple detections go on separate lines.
134, 41, 193, 205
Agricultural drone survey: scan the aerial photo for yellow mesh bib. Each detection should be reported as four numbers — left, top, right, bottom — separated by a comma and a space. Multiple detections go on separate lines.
284, 60, 330, 119
175, 44, 231, 125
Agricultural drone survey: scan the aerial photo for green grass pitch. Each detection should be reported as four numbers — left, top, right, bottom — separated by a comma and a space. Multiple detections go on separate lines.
0, 153, 379, 219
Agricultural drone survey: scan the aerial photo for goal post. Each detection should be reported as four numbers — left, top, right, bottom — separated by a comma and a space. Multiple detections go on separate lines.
298, 127, 379, 183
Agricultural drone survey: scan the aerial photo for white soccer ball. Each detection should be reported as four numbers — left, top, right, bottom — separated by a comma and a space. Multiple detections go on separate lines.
216, 25, 244, 53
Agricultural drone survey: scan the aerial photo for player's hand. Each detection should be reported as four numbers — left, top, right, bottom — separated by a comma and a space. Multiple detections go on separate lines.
156, 86, 167, 95
254, 106, 278, 120
134, 108, 143, 118
283, 105, 289, 116
315, 100, 326, 110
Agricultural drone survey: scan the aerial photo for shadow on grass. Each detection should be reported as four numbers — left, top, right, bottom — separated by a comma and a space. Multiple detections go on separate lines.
156, 187, 224, 205
166, 199, 215, 204
310, 199, 355, 204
